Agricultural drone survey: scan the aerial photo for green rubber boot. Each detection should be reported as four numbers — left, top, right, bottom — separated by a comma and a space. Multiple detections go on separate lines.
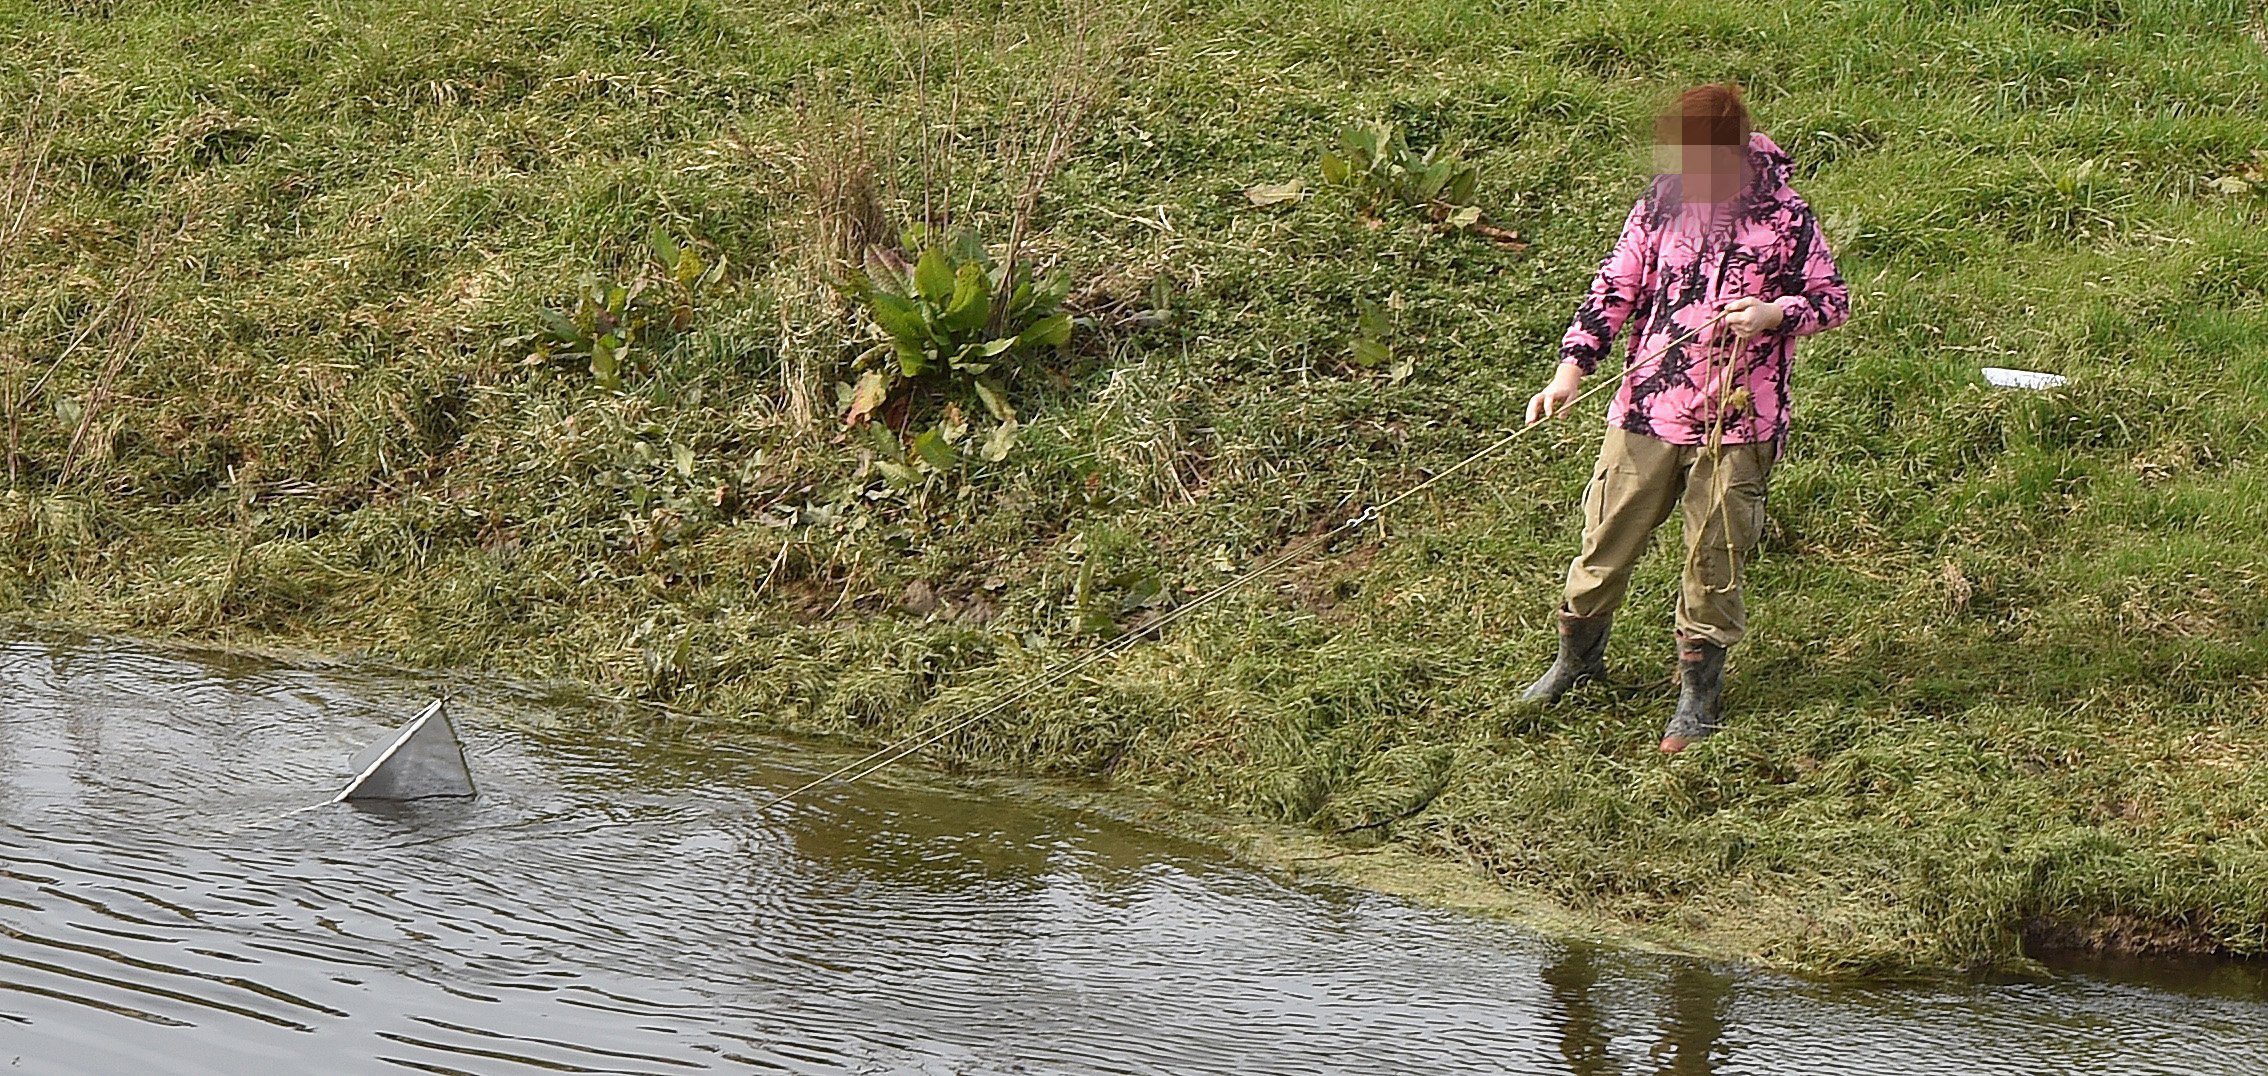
1520, 609, 1612, 704
1660, 637, 1726, 753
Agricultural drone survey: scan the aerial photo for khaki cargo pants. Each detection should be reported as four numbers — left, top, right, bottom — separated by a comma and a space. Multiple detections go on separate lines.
1562, 427, 1776, 648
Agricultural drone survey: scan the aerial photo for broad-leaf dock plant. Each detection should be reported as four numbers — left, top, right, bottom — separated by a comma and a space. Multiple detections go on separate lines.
840, 226, 1072, 467
1320, 121, 1521, 244
532, 228, 724, 392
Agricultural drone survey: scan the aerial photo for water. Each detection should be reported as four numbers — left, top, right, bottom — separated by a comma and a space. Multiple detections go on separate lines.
1, 639, 2263, 1075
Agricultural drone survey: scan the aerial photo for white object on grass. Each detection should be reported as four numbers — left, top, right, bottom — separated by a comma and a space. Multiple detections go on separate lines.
334, 698, 474, 802
1981, 367, 2070, 390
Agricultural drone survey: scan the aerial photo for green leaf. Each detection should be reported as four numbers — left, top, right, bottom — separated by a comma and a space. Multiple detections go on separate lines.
1031, 271, 1072, 312
865, 421, 902, 458
1356, 298, 1391, 340
536, 307, 585, 346
671, 441, 695, 477
913, 245, 954, 304
1320, 153, 1351, 185
949, 341, 994, 374
648, 226, 682, 271
1148, 274, 1174, 314
1444, 166, 1479, 206
939, 262, 994, 335
874, 459, 921, 488
1414, 159, 1451, 201
589, 337, 621, 389
867, 291, 929, 347
1115, 571, 1164, 612
1445, 204, 1484, 230
895, 341, 930, 376
1342, 123, 1384, 165
1350, 337, 1391, 369
911, 428, 956, 471
1017, 311, 1073, 349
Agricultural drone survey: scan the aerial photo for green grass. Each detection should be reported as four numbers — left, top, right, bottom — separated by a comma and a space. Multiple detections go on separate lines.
3, 0, 2267, 975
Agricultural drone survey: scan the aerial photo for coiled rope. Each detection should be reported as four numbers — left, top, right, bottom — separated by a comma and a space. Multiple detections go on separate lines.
758, 310, 1732, 810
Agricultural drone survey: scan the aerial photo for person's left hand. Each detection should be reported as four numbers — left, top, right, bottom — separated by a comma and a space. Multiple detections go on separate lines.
1721, 296, 1786, 338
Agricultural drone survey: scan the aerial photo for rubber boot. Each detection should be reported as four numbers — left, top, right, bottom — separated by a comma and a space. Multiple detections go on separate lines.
1519, 609, 1612, 704
1660, 637, 1726, 753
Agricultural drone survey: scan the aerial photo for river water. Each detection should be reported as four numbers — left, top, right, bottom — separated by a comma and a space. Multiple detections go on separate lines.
1, 639, 2263, 1075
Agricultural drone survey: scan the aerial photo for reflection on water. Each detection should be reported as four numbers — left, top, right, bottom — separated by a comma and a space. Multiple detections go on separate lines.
1659, 961, 1732, 1074
1540, 946, 1734, 1076
0, 639, 2263, 1074
1544, 946, 1616, 1075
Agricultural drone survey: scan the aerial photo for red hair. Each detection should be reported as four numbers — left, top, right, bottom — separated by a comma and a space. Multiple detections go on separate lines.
1660, 83, 1751, 147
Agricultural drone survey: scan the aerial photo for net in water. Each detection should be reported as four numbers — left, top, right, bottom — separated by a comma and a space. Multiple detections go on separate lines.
335, 698, 475, 801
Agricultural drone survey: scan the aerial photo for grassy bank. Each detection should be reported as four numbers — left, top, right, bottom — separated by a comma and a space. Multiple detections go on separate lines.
5, 0, 2268, 975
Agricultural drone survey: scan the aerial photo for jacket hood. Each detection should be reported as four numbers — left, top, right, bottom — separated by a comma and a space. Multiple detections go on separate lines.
1744, 131, 1796, 201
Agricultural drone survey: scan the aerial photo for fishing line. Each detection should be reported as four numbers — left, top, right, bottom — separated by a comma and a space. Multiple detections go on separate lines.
758, 311, 1732, 811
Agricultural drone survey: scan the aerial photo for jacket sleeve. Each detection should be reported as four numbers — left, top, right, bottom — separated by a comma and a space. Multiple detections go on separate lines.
1558, 193, 1658, 375
1772, 206, 1850, 337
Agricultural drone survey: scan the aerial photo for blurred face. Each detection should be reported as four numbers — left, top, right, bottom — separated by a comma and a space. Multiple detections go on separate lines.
1653, 113, 1747, 204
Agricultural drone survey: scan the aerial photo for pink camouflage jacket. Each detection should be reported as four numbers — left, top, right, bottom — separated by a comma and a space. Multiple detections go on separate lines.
1559, 132, 1851, 446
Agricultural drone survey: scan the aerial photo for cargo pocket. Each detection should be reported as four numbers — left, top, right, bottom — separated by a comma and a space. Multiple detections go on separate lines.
1738, 486, 1768, 557
1580, 459, 1611, 535
1730, 448, 1773, 557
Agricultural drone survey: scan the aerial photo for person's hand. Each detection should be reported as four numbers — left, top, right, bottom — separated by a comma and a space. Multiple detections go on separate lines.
1525, 363, 1585, 425
1722, 296, 1786, 338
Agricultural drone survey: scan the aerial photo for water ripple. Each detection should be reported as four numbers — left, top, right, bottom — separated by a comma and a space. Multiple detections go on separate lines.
0, 639, 2262, 1074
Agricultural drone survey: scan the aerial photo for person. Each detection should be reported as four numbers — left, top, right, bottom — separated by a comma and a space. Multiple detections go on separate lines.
1520, 83, 1851, 752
